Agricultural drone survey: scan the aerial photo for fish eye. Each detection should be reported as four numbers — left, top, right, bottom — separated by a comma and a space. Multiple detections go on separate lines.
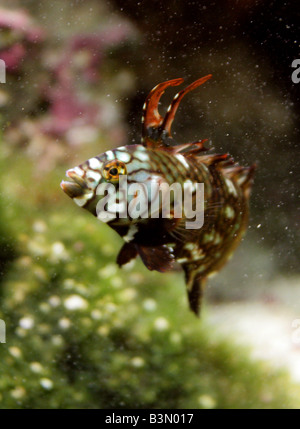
109, 167, 118, 175
102, 160, 127, 183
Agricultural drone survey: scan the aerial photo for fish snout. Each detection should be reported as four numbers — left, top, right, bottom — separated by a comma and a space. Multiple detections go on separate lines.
60, 169, 88, 199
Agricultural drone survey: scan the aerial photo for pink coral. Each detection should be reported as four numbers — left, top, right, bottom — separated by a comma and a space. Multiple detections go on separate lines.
0, 7, 44, 42
0, 7, 44, 70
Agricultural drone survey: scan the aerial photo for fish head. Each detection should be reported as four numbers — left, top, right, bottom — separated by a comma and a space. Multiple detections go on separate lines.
60, 145, 158, 227
61, 152, 107, 215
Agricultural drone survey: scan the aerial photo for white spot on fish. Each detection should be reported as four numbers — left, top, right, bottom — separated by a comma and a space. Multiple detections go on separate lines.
184, 243, 195, 251
214, 232, 222, 245
88, 158, 102, 170
116, 151, 131, 163
184, 179, 196, 192
225, 205, 235, 219
128, 170, 150, 182
225, 178, 238, 197
141, 116, 144, 123
134, 151, 149, 162
86, 170, 101, 183
190, 248, 205, 260
168, 245, 174, 254
123, 225, 138, 243
176, 154, 189, 169
105, 150, 115, 161
203, 232, 214, 243
74, 192, 93, 207
173, 93, 180, 100
143, 102, 147, 110
73, 166, 84, 176
176, 257, 188, 263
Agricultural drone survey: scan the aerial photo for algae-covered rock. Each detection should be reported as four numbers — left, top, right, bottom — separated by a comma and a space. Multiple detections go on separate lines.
0, 159, 16, 286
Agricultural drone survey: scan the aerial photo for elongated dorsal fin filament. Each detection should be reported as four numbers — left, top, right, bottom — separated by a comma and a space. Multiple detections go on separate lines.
161, 74, 212, 138
142, 78, 184, 138
141, 75, 212, 150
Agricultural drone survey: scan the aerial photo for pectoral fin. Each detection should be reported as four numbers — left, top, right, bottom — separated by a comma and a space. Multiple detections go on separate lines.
138, 245, 175, 273
116, 242, 138, 267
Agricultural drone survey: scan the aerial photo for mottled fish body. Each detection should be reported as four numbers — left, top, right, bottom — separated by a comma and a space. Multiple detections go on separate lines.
61, 75, 254, 315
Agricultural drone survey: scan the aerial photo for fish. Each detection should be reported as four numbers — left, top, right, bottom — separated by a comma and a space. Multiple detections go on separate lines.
61, 75, 255, 316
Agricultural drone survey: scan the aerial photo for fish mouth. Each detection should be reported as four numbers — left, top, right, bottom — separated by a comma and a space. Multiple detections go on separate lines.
60, 169, 88, 198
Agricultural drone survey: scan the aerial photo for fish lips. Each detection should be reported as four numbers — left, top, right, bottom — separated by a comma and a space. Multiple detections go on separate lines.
60, 169, 88, 198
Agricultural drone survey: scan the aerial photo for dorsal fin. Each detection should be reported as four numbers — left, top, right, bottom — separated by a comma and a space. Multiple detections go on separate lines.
160, 75, 212, 139
234, 164, 256, 194
182, 140, 209, 156
141, 75, 212, 150
200, 153, 233, 167
222, 164, 256, 198
141, 78, 183, 144
163, 139, 209, 155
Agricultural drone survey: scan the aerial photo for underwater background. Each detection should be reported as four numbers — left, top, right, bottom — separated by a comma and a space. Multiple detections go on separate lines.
0, 0, 299, 408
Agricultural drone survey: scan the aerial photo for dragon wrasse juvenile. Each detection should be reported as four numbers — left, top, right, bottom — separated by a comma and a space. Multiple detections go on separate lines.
61, 75, 255, 315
